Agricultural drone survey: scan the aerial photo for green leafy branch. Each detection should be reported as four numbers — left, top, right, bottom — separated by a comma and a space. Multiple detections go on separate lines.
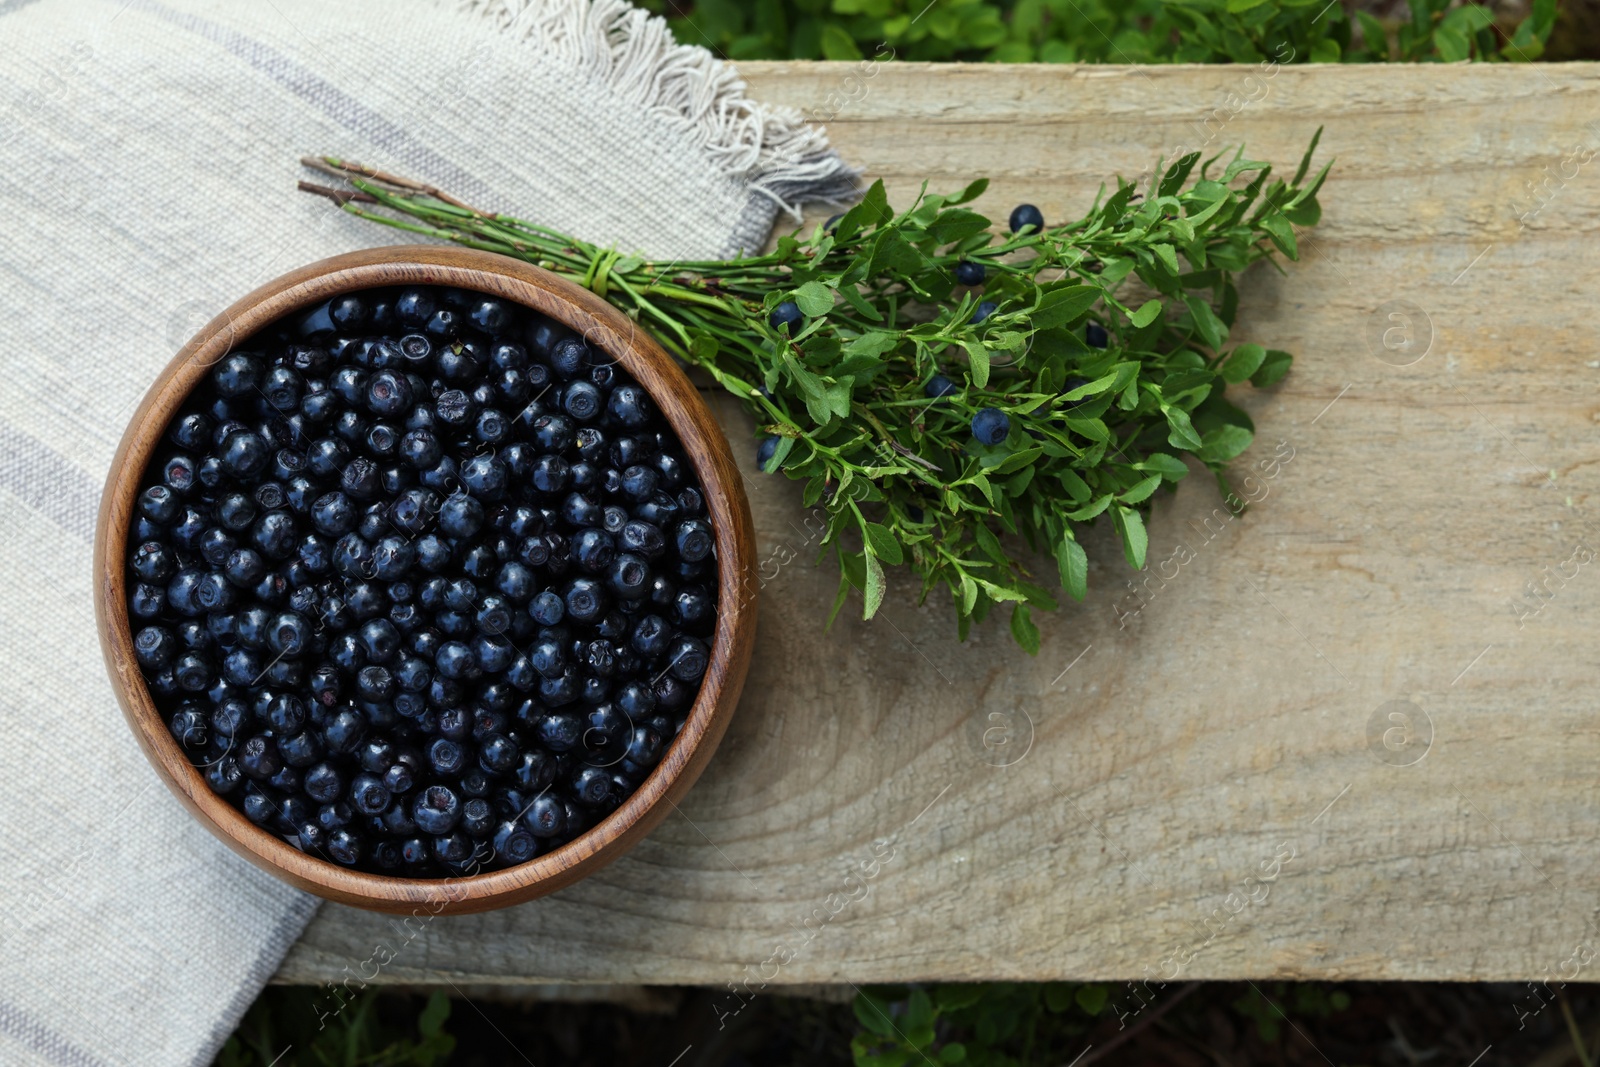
301, 130, 1328, 652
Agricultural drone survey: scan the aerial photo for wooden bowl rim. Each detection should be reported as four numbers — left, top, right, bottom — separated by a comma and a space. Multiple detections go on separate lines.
93, 245, 757, 914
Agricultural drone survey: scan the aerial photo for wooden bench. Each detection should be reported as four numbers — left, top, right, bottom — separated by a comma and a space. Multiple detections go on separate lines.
279, 61, 1600, 986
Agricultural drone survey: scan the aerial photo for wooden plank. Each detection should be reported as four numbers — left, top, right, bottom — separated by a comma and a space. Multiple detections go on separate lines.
280, 62, 1600, 986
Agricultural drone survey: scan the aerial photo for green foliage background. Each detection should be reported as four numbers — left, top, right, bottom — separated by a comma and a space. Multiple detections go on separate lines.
637, 0, 1557, 65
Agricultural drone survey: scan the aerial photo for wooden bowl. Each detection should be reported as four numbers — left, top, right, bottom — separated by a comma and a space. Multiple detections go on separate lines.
94, 246, 757, 914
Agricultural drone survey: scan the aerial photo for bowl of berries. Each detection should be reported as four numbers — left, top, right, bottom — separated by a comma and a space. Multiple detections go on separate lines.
93, 245, 757, 913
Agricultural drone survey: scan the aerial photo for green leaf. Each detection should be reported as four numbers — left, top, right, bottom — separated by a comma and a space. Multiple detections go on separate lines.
1258, 211, 1298, 258
1010, 603, 1041, 654
1062, 372, 1118, 402
1031, 284, 1101, 330
1057, 537, 1088, 601
819, 22, 863, 60
854, 993, 896, 1037
993, 447, 1042, 475
1250, 349, 1293, 388
844, 331, 900, 358
1220, 343, 1267, 383
419, 992, 451, 1036
838, 180, 892, 237
825, 380, 854, 420
1433, 23, 1465, 60
827, 567, 853, 630
1182, 294, 1228, 352
1151, 242, 1180, 275
1197, 424, 1254, 464
689, 332, 719, 362
947, 178, 988, 205
1128, 298, 1163, 328
959, 573, 978, 616
1165, 406, 1204, 452
1113, 506, 1148, 569
972, 521, 1003, 561
870, 231, 928, 275
1118, 473, 1162, 504
862, 549, 886, 619
837, 281, 884, 322
1355, 12, 1389, 58
1292, 126, 1325, 187
939, 1044, 968, 1063
978, 580, 1027, 604
1065, 495, 1110, 522
1135, 453, 1189, 481
963, 339, 990, 389
862, 522, 904, 565
793, 280, 835, 317
935, 984, 984, 1011
906, 989, 934, 1031
1075, 983, 1109, 1015
927, 208, 992, 246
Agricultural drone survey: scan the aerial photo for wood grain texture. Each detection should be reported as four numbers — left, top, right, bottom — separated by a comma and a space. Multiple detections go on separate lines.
95, 246, 757, 914
280, 63, 1600, 980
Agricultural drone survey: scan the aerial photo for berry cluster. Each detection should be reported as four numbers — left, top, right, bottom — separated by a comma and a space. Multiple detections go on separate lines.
126, 284, 718, 876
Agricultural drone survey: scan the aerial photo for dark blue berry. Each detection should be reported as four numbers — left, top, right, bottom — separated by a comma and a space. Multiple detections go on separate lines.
212, 353, 263, 398
395, 288, 437, 328
460, 454, 508, 497
607, 554, 650, 600
955, 260, 985, 286
170, 412, 212, 452
365, 370, 412, 416
131, 541, 177, 583
971, 300, 999, 325
438, 493, 484, 539
412, 785, 462, 835
494, 821, 538, 863
971, 407, 1011, 446
350, 774, 390, 816
607, 384, 650, 428
425, 308, 460, 341
134, 626, 177, 670
674, 519, 713, 562
562, 380, 603, 422
304, 763, 344, 804
1086, 322, 1109, 348
769, 301, 803, 333
1009, 203, 1045, 234
564, 577, 606, 623
139, 485, 179, 524
435, 641, 476, 680
468, 299, 511, 334
548, 337, 590, 380
756, 435, 779, 472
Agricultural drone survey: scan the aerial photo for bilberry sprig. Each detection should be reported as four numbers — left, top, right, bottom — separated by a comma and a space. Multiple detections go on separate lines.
300, 130, 1328, 653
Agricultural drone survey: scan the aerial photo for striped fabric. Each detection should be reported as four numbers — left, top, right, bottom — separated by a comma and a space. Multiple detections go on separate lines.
0, 2, 850, 1063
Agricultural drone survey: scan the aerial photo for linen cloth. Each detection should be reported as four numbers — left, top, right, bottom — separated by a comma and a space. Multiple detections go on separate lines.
0, 1, 853, 1063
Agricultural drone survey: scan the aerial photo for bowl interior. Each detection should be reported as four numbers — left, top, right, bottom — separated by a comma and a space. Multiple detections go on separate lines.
94, 246, 757, 913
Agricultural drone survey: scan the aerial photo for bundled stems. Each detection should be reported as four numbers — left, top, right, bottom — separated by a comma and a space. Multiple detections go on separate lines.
299, 133, 1329, 653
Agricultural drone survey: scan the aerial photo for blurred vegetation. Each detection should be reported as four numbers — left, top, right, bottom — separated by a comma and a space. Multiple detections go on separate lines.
219, 980, 1600, 1065
216, 988, 454, 1067
636, 0, 1559, 64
